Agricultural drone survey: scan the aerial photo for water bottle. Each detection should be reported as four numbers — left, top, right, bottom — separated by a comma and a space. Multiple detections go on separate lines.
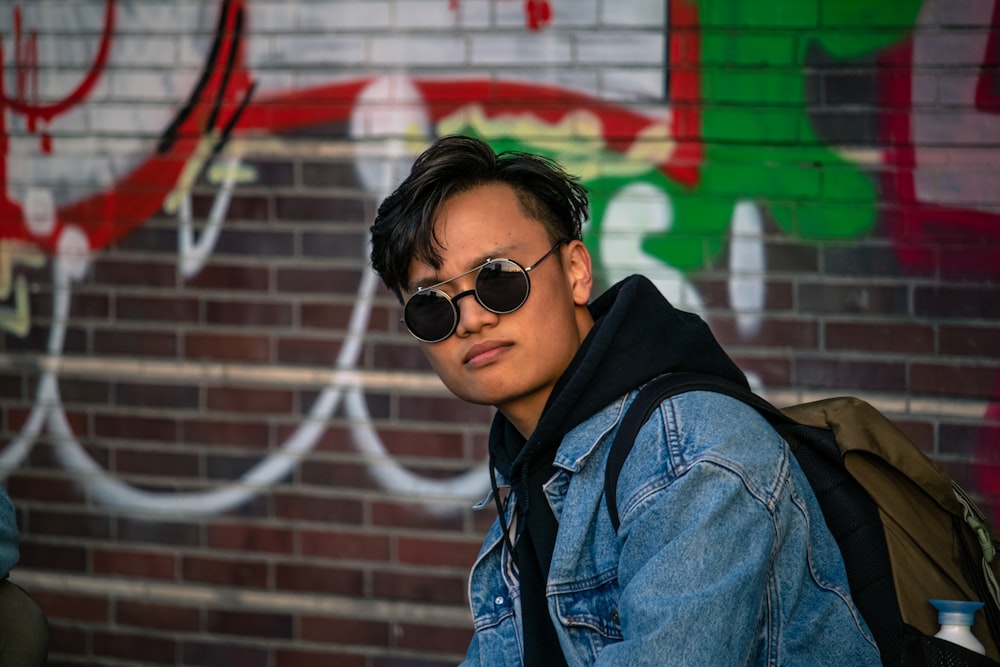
930, 599, 986, 655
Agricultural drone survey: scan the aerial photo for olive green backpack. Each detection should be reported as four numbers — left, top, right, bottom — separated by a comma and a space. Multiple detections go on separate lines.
604, 372, 1000, 666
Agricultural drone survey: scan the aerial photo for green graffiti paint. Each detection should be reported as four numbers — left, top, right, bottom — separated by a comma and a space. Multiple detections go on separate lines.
442, 0, 924, 275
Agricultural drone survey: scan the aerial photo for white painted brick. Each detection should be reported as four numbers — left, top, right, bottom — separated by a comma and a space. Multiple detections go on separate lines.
372, 35, 468, 65
297, 1, 392, 31
393, 0, 463, 29
599, 67, 667, 101
269, 34, 368, 66
246, 2, 300, 32
576, 31, 664, 65
599, 0, 666, 27
470, 33, 572, 66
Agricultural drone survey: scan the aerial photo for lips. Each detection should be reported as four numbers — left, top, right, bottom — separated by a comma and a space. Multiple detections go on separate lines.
463, 340, 511, 366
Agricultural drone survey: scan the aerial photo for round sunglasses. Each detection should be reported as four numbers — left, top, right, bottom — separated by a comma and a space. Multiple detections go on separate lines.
402, 241, 566, 343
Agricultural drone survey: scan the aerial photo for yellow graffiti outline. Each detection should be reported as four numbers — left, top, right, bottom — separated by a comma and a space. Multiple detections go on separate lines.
162, 131, 256, 215
438, 104, 675, 180
0, 239, 46, 337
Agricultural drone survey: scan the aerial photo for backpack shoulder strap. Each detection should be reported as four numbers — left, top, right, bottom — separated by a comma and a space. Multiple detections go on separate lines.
605, 372, 784, 531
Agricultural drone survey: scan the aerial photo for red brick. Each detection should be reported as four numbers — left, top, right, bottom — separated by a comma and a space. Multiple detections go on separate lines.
114, 382, 200, 409
182, 640, 269, 667
891, 418, 935, 455
116, 518, 200, 547
207, 522, 295, 554
192, 192, 272, 221
825, 321, 934, 354
51, 377, 112, 405
116, 295, 200, 323
298, 460, 379, 491
113, 447, 200, 477
302, 230, 367, 259
300, 160, 357, 188
940, 325, 1000, 358
6, 472, 87, 504
94, 631, 176, 664
93, 259, 176, 287
397, 621, 473, 655
183, 417, 271, 448
115, 600, 201, 632
206, 299, 293, 326
695, 278, 794, 311
299, 615, 391, 645
794, 358, 906, 392
25, 508, 112, 539
185, 332, 271, 362
95, 413, 178, 441
184, 263, 270, 291
276, 336, 342, 365
798, 283, 908, 315
206, 386, 295, 414
276, 267, 362, 296
396, 396, 493, 424
274, 194, 364, 223
915, 286, 1000, 320
182, 555, 268, 587
274, 562, 364, 596
94, 329, 178, 357
17, 540, 87, 572
276, 647, 366, 667
730, 356, 793, 389
29, 590, 110, 623
205, 608, 293, 639
371, 500, 465, 531
371, 570, 467, 605
910, 363, 999, 397
370, 342, 434, 372
299, 529, 391, 561
397, 536, 481, 569
273, 492, 364, 525
93, 548, 176, 579
47, 623, 88, 655
300, 301, 355, 329
377, 429, 467, 459
711, 316, 819, 349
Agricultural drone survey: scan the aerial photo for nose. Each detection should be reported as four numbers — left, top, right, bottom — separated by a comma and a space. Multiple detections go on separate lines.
453, 289, 498, 337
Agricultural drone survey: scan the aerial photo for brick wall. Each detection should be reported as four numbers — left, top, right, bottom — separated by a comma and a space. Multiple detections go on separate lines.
1, 0, 998, 665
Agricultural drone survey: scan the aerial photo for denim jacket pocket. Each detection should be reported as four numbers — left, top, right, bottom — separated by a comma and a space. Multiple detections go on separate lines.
551, 573, 623, 658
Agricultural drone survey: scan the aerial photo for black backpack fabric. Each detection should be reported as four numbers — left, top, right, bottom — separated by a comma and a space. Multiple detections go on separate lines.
603, 372, 1000, 667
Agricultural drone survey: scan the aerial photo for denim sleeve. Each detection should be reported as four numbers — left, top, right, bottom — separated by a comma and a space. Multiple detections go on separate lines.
597, 459, 776, 665
0, 487, 19, 577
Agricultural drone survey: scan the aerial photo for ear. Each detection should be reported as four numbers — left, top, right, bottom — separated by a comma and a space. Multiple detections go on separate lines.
563, 240, 593, 306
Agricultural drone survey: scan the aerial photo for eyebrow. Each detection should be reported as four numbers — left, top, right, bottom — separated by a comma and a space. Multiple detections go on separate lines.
407, 244, 519, 293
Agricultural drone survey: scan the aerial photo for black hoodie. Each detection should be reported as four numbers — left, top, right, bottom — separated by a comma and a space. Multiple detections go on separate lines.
488, 274, 749, 665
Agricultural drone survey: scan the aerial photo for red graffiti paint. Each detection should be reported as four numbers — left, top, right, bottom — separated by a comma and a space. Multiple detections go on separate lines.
525, 0, 552, 31
1, 2, 115, 150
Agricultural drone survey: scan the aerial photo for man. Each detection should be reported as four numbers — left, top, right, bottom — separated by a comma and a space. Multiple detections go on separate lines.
369, 135, 879, 665
0, 487, 50, 666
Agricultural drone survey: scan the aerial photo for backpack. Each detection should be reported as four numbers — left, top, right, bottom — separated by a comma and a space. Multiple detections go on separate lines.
603, 372, 1000, 667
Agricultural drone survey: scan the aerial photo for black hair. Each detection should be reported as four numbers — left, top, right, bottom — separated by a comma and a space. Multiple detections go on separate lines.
369, 135, 589, 301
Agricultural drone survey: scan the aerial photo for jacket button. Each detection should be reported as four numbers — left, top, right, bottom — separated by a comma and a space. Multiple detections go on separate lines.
495, 596, 505, 606
611, 608, 620, 624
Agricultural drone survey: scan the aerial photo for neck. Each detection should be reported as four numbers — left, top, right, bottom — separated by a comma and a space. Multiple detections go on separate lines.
499, 305, 594, 440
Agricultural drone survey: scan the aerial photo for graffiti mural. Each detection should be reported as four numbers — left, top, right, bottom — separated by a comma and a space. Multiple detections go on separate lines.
1, 1, 998, 663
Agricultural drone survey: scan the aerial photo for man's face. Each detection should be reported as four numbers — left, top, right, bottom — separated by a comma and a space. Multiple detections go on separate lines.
404, 183, 593, 434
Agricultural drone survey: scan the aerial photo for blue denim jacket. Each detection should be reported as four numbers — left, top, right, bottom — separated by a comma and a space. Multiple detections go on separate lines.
462, 390, 881, 666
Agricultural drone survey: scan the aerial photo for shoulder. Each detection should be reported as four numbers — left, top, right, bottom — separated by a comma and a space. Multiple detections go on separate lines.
616, 390, 791, 505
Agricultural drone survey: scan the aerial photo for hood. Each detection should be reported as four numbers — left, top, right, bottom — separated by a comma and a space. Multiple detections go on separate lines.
492, 273, 749, 484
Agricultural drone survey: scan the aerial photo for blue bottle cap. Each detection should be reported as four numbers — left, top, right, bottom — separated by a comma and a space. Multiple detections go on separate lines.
930, 599, 984, 626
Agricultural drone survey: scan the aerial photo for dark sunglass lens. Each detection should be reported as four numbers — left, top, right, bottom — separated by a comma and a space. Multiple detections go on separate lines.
404, 290, 457, 342
477, 260, 529, 313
